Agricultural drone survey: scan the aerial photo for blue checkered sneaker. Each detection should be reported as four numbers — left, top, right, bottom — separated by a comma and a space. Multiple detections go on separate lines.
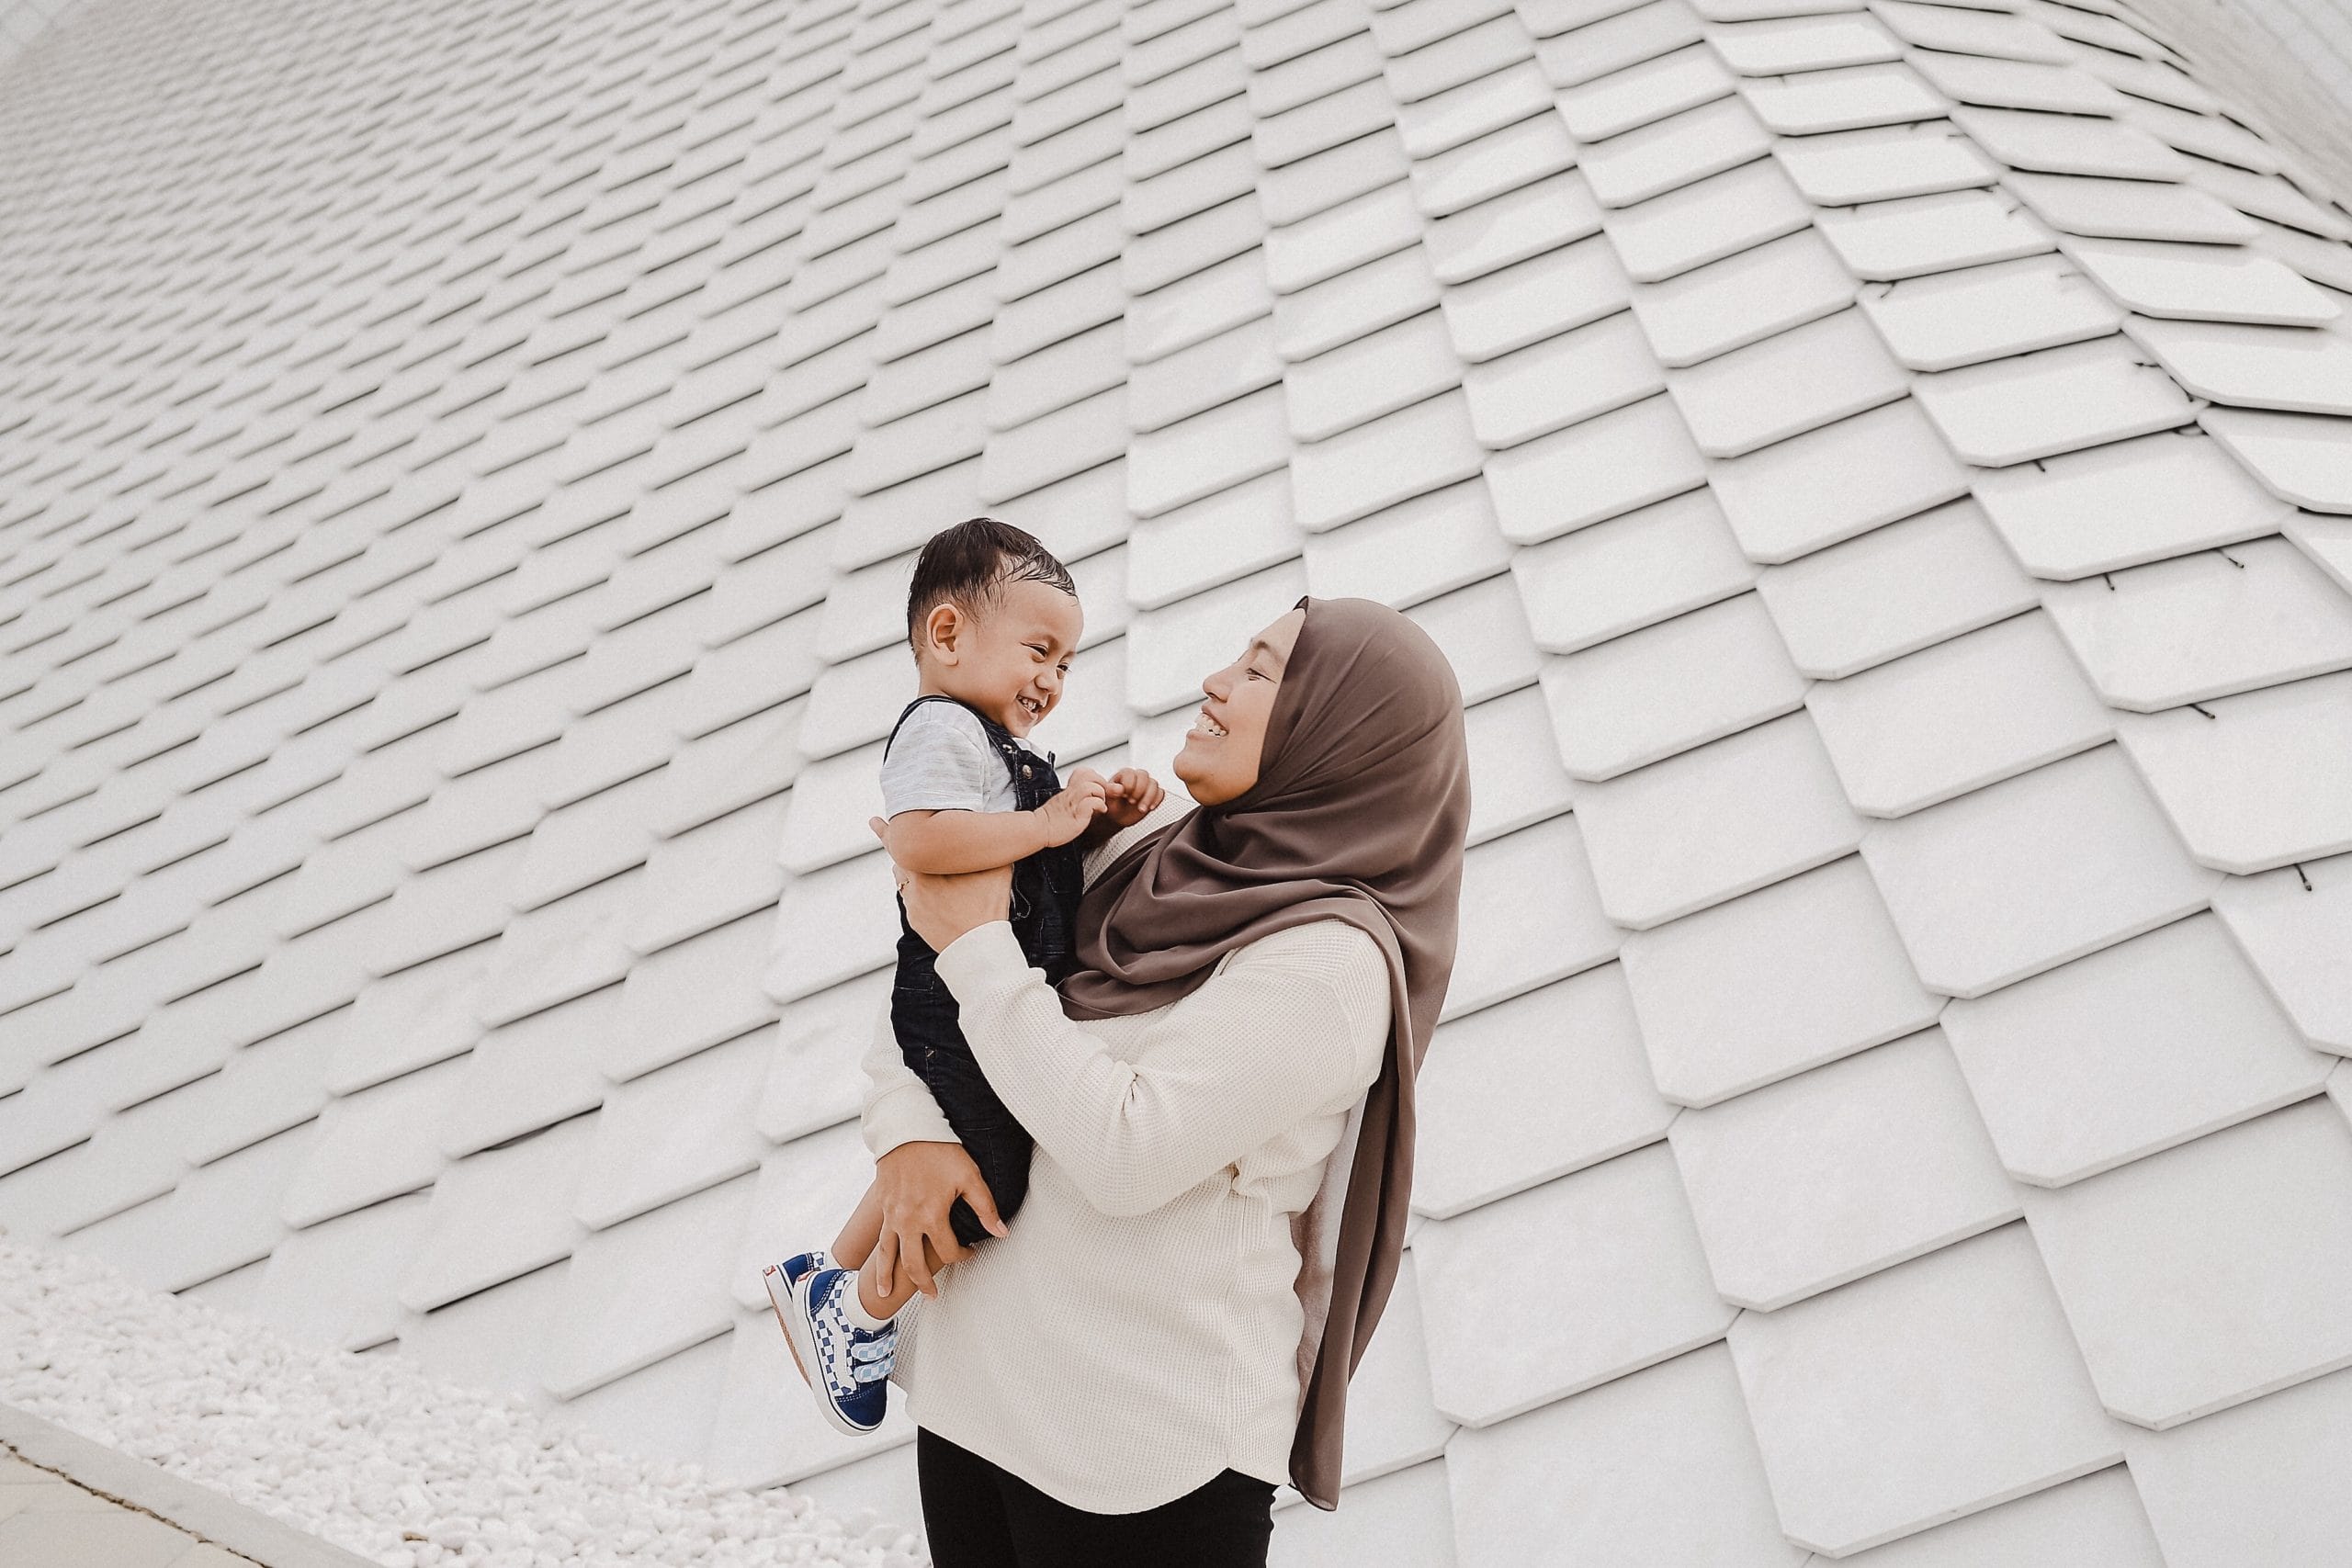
774, 1264, 895, 1436
763, 1247, 832, 1388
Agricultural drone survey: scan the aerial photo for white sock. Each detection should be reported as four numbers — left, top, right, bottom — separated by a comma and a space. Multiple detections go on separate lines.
841, 1274, 895, 1332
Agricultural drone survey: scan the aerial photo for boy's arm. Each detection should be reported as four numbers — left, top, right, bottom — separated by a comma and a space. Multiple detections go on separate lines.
885, 807, 1049, 874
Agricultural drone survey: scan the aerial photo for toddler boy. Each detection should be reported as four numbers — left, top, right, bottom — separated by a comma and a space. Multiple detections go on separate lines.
763, 516, 1162, 1435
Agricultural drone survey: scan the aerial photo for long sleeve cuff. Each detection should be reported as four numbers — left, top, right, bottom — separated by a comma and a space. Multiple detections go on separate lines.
932, 919, 1030, 1003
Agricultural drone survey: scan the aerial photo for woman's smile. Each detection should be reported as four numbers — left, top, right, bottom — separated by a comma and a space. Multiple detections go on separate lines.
1190, 705, 1227, 739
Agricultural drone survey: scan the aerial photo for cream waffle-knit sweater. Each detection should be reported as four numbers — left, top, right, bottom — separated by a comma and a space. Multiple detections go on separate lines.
858, 806, 1392, 1514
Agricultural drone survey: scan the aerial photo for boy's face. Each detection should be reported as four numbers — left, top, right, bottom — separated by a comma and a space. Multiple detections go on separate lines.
918, 575, 1083, 738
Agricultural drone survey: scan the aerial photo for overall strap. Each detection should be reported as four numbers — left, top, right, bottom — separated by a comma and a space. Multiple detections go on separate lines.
881, 693, 970, 760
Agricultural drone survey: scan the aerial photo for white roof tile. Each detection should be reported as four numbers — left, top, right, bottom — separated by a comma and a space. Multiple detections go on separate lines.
1577, 95, 1774, 209
1975, 426, 2293, 579
1630, 225, 1857, 367
1413, 964, 1675, 1218
2063, 235, 2340, 327
1422, 169, 1604, 285
538, 1173, 752, 1400
2112, 669, 2352, 873
2021, 1096, 2352, 1427
277, 1054, 469, 1230
1270, 1459, 1456, 1568
1440, 231, 1631, 363
1127, 384, 1292, 516
1125, 558, 1309, 713
1757, 495, 2039, 677
1461, 682, 1577, 844
1444, 812, 1620, 1016
764, 849, 899, 1004
1859, 741, 2223, 998
1949, 104, 2191, 182
1868, 0, 2072, 61
1292, 388, 1486, 529
1283, 309, 1460, 441
758, 969, 892, 1147
1263, 181, 1422, 293
1510, 484, 1756, 650
1541, 591, 1806, 780
1619, 852, 1944, 1106
1727, 1222, 2124, 1556
1815, 186, 2052, 281
1445, 1344, 1802, 1567
1912, 333, 2199, 468
1806, 609, 2115, 817
63, 1119, 321, 1294
1944, 909, 2330, 1188
2003, 167, 2262, 244
1126, 470, 1301, 607
1401, 569, 1543, 703
1709, 12, 1901, 77
1600, 152, 1813, 282
609, 911, 779, 1085
1713, 393, 1974, 562
1535, 0, 1706, 90
2199, 407, 2352, 513
1860, 252, 2125, 372
2210, 849, 2352, 1054
1486, 394, 1711, 543
1559, 45, 1735, 141
1127, 313, 1282, 434
1739, 61, 1949, 137
1667, 306, 1913, 457
1573, 708, 1869, 929
2122, 314, 2352, 416
2119, 1362, 2352, 1568
1396, 59, 1553, 159
1464, 307, 1665, 445
1302, 477, 1512, 604
255, 1191, 435, 1354
1671, 1026, 2019, 1308
1274, 243, 1442, 360
1414, 1142, 1737, 1426
574, 1029, 773, 1231
1125, 254, 1265, 365
1907, 51, 2123, 117
2041, 536, 2352, 710
1401, 107, 1571, 217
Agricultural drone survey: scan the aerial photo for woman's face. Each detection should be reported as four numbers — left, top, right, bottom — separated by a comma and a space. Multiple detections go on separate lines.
1174, 606, 1306, 807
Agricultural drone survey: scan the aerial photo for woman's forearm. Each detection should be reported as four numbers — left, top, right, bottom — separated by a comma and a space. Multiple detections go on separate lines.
859, 998, 959, 1157
933, 921, 1385, 1218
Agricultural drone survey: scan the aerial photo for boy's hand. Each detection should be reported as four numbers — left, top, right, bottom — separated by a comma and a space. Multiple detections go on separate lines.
1101, 767, 1165, 829
1033, 768, 1108, 847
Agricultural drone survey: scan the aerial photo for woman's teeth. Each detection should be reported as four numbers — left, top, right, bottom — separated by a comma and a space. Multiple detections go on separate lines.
1193, 709, 1227, 739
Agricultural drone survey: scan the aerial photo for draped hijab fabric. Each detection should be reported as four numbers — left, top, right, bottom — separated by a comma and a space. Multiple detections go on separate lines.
1057, 594, 1471, 1511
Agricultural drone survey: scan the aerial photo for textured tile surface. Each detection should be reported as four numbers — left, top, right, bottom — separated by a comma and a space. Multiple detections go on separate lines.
1, 0, 2349, 1559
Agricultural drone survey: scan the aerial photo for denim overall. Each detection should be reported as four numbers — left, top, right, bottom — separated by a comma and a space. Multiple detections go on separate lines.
883, 694, 1084, 1247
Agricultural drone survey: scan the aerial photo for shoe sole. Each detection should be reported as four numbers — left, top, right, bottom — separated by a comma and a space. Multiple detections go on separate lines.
763, 1265, 815, 1392
770, 1267, 884, 1439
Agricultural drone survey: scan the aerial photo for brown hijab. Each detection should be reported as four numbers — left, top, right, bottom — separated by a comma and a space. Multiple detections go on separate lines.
1058, 594, 1471, 1510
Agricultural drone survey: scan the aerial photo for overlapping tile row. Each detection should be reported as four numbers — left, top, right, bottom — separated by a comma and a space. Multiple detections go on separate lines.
1, 0, 2349, 1558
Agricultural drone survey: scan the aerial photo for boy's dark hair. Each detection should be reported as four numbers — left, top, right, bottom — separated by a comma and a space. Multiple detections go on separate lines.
905, 516, 1076, 656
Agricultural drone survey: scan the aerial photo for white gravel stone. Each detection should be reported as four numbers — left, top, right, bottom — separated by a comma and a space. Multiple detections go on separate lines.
0, 1233, 926, 1567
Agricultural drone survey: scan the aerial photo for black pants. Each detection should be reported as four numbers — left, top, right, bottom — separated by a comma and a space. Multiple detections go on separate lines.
917, 1428, 1275, 1568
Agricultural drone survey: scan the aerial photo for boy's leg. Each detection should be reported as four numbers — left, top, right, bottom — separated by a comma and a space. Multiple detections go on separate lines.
831, 1179, 885, 1269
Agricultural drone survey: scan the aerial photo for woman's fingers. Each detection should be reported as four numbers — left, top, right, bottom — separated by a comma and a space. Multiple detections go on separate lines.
868, 815, 888, 843
900, 1227, 939, 1297
872, 1226, 897, 1295
959, 1174, 1008, 1238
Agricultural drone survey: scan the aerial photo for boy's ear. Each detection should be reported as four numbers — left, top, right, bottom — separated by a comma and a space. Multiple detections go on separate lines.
924, 601, 964, 663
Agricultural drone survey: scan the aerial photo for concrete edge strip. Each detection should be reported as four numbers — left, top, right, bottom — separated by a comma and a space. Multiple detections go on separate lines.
0, 1400, 377, 1568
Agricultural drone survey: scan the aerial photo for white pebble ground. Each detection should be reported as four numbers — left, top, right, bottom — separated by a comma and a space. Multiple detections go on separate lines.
0, 1233, 927, 1568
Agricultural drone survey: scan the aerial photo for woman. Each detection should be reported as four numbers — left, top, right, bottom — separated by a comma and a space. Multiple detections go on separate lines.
855, 595, 1470, 1566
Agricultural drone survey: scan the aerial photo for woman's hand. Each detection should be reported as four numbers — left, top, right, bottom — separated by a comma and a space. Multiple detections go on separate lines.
871, 1139, 1006, 1298
869, 817, 1014, 951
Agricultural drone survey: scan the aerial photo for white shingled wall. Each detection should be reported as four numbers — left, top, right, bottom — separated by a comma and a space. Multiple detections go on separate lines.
4, 0, 2352, 1563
